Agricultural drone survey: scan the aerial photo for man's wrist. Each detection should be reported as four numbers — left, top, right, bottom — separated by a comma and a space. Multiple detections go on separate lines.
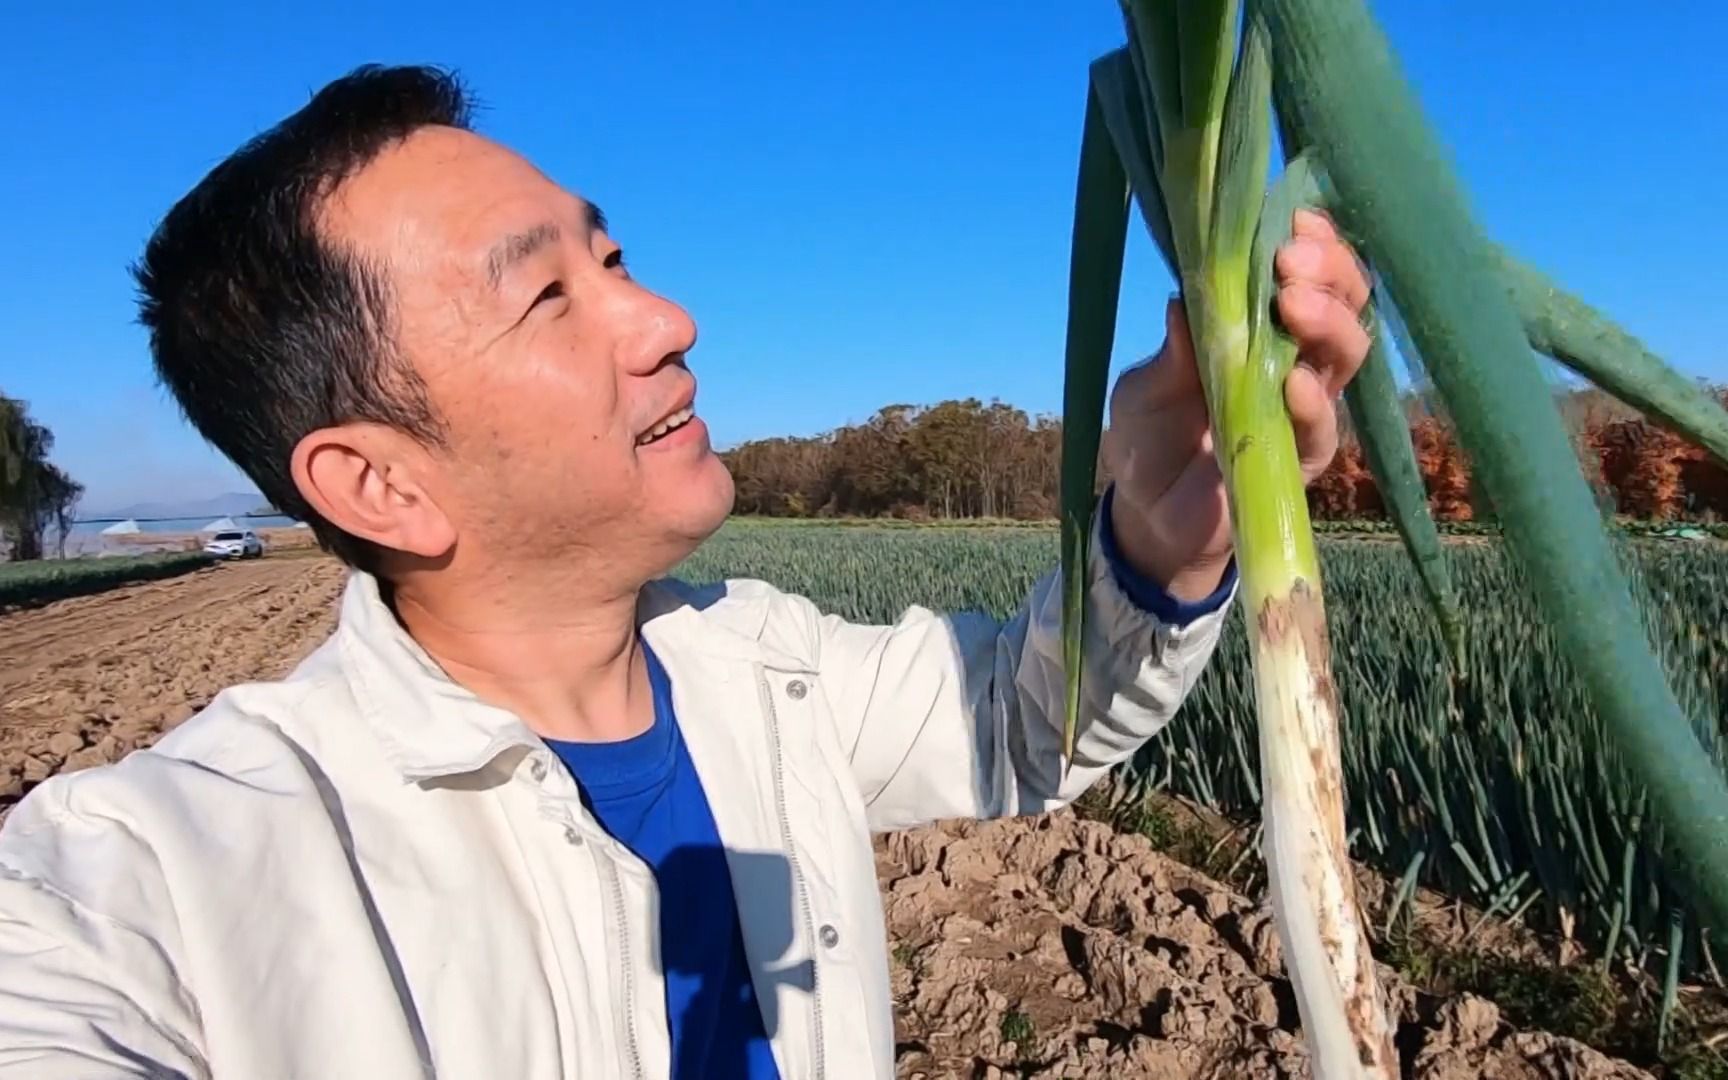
1151, 552, 1233, 603
1099, 485, 1236, 625
1104, 484, 1231, 599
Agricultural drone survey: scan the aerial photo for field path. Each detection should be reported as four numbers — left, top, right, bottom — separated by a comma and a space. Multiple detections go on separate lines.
0, 557, 342, 698
0, 555, 344, 813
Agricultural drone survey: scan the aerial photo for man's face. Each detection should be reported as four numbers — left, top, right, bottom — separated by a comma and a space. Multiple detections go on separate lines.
321, 126, 734, 579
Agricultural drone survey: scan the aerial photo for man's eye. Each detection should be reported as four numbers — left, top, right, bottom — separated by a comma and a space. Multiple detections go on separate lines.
604, 249, 627, 272
531, 281, 565, 308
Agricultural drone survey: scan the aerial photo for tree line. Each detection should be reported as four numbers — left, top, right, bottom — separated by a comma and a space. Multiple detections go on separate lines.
1, 395, 83, 561
8, 382, 1720, 564
721, 387, 1728, 523
724, 399, 1063, 520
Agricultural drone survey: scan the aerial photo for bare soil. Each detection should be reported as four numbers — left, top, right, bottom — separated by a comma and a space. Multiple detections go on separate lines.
0, 555, 1653, 1077
881, 815, 1650, 1079
0, 555, 344, 809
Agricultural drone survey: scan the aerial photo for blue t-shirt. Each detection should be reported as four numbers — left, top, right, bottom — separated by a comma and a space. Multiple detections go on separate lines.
545, 644, 781, 1080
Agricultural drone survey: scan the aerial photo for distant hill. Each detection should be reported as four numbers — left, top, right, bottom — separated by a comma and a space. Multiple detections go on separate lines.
82, 492, 274, 523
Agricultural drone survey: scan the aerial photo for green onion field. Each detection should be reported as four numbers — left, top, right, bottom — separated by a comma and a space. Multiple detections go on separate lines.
679, 521, 1728, 981
0, 551, 213, 609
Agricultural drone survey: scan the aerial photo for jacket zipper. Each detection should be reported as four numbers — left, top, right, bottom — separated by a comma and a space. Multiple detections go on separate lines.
757, 666, 826, 1080
597, 850, 646, 1080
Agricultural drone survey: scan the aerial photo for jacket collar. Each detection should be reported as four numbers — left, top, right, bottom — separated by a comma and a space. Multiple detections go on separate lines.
333, 570, 808, 782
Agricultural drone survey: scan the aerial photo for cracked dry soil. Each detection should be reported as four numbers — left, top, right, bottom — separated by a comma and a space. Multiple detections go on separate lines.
2, 556, 1651, 1077
878, 814, 1650, 1078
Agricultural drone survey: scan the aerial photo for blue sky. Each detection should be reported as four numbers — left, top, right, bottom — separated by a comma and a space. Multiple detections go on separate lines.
3, 2, 1722, 512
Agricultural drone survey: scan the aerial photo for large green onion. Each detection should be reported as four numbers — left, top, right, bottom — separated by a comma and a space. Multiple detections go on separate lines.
1495, 248, 1728, 465
1068, 4, 1728, 1074
1273, 115, 1725, 671
1070, 4, 1402, 1070
1257, 0, 1728, 976
1270, 107, 1465, 673
1058, 81, 1130, 766
1238, 150, 1400, 1077
1346, 319, 1466, 669
1089, 49, 1177, 279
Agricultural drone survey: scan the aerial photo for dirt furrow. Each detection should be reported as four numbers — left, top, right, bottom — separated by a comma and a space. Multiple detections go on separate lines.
0, 556, 344, 817
0, 559, 331, 695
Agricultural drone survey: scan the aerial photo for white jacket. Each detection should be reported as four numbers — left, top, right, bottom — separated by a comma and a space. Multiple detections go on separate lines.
0, 517, 1230, 1080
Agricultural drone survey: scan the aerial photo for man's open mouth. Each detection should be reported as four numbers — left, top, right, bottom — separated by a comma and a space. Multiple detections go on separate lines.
637, 406, 696, 446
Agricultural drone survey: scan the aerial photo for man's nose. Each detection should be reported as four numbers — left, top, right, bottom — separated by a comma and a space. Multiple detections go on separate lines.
615, 285, 698, 376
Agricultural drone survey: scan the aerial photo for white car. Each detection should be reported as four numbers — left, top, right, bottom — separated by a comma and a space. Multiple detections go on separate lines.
203, 529, 264, 560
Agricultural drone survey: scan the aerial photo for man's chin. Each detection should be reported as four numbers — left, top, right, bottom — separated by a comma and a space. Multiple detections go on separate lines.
652, 461, 735, 546
680, 466, 736, 539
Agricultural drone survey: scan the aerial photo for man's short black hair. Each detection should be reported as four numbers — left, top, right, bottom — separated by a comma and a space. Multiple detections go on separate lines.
133, 64, 475, 570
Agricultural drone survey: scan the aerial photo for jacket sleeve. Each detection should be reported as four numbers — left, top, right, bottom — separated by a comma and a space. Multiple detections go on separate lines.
0, 792, 208, 1079
807, 500, 1237, 832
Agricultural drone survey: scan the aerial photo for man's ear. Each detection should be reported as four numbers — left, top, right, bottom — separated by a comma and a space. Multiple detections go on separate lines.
290, 423, 455, 561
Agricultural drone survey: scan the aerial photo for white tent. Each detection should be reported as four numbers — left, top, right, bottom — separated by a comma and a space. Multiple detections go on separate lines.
99, 519, 141, 536
199, 517, 239, 533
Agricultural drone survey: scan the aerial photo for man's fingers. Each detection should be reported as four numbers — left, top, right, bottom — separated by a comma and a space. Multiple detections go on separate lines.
1275, 217, 1368, 481
1161, 294, 1198, 379
1285, 363, 1341, 478
1110, 296, 1200, 425
1276, 210, 1372, 316
1291, 206, 1339, 241
1278, 284, 1370, 398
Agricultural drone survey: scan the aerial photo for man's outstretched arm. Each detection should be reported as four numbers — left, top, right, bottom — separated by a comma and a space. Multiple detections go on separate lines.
0, 793, 207, 1079
810, 210, 1372, 831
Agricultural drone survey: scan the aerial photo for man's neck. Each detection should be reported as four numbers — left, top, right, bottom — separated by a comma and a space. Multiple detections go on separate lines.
386, 566, 656, 745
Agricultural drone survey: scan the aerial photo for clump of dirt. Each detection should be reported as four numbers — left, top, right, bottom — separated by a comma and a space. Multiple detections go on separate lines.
1082, 789, 1728, 1077
877, 813, 1651, 1078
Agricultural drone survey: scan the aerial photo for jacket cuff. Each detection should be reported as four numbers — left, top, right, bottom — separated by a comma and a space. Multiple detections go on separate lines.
1097, 484, 1238, 628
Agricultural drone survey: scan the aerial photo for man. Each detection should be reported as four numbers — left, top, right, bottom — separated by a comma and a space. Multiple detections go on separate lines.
0, 65, 1370, 1079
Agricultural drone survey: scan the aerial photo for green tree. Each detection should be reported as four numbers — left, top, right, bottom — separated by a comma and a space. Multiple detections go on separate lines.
0, 394, 84, 561
0, 397, 25, 494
